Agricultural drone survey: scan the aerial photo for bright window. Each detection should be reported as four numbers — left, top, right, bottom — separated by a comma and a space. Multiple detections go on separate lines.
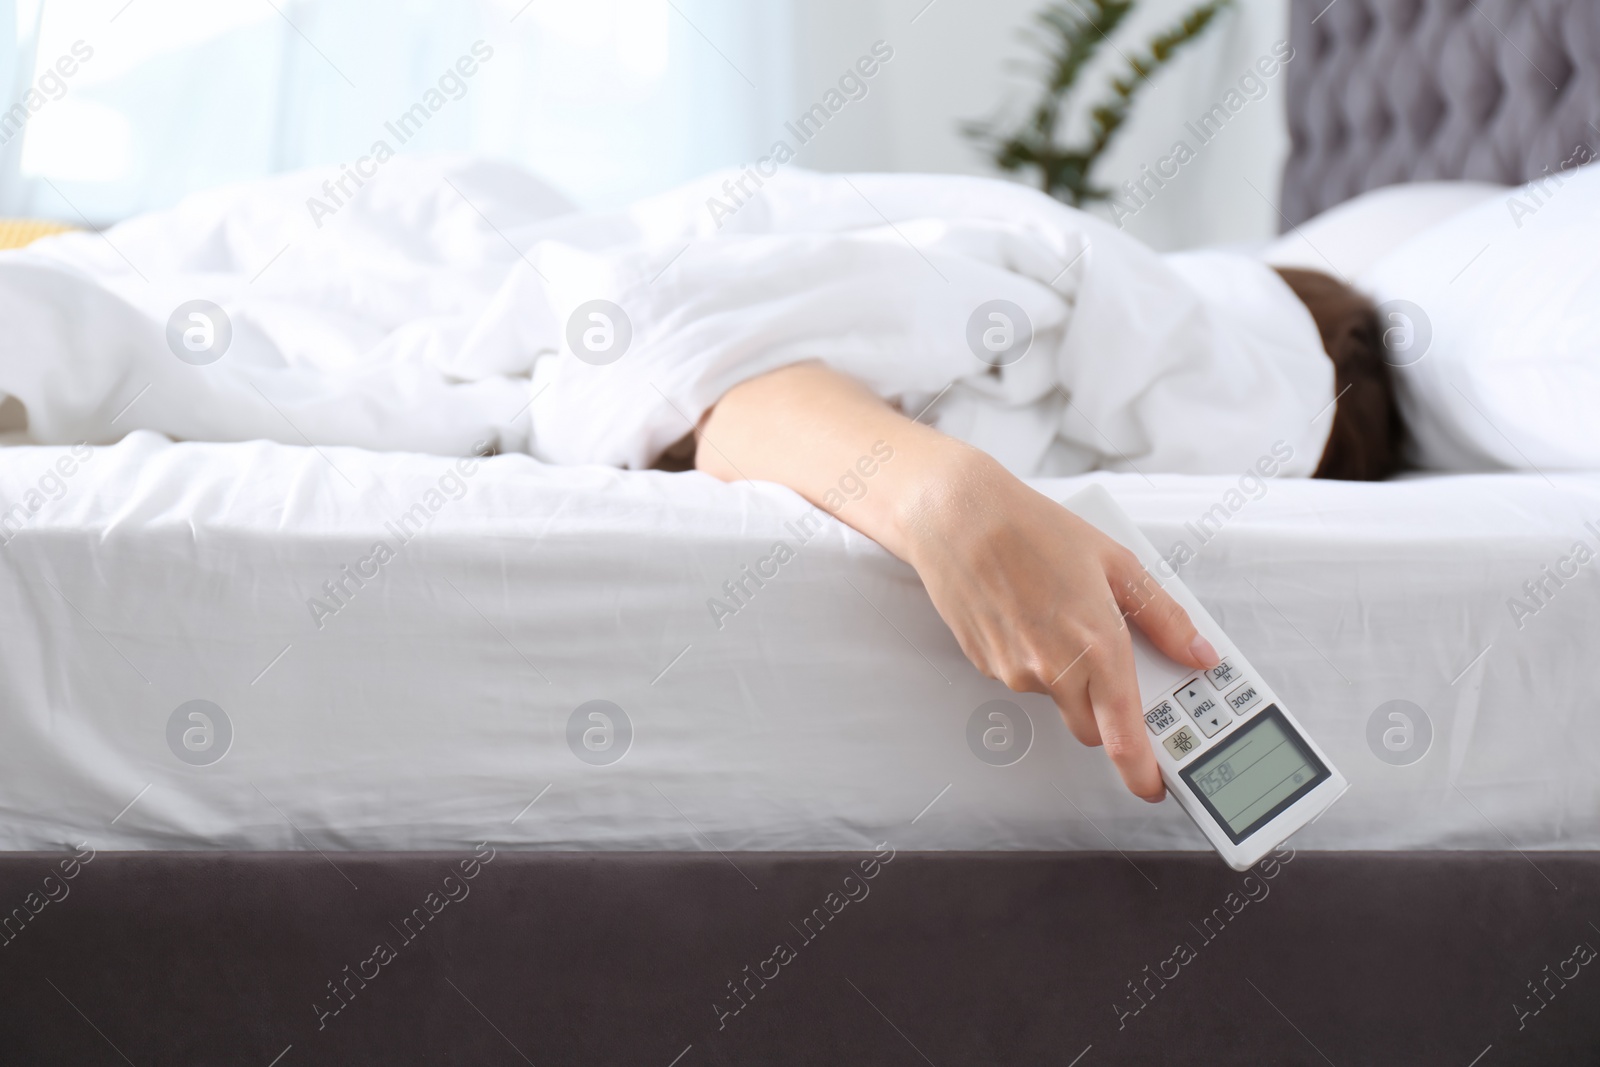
2, 0, 792, 222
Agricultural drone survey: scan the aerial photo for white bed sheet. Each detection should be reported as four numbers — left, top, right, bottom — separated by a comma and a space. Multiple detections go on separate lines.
1, 431, 1596, 853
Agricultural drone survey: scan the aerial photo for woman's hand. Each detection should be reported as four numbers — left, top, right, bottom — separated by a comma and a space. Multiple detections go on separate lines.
696, 361, 1217, 801
896, 445, 1218, 802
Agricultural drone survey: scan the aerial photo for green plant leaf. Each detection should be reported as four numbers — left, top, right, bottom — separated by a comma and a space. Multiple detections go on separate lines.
965, 0, 1235, 208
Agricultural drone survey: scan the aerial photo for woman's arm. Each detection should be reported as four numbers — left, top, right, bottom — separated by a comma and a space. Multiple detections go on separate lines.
695, 361, 1218, 802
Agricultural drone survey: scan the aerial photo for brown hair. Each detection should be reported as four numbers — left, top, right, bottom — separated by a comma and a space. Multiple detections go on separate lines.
1272, 267, 1405, 480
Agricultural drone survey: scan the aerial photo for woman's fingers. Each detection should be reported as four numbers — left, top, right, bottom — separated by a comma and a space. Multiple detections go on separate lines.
1110, 553, 1219, 670
1036, 606, 1163, 801
1047, 664, 1101, 748
890, 457, 1212, 805
1086, 625, 1166, 802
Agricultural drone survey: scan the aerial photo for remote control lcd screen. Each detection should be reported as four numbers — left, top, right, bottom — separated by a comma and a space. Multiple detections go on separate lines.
1179, 705, 1329, 844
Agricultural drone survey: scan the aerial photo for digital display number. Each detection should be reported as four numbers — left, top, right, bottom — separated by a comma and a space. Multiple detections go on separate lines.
1179, 704, 1329, 844
1193, 759, 1237, 798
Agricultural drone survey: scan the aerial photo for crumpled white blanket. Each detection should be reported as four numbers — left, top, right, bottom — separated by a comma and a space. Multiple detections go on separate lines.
0, 156, 1333, 476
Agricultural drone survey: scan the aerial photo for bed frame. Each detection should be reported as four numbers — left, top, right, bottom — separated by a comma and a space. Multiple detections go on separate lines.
1281, 0, 1600, 225
8, 1, 1599, 1062
2, 850, 1596, 1063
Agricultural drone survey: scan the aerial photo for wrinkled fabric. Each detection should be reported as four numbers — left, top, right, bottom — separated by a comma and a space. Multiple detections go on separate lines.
0, 156, 1333, 475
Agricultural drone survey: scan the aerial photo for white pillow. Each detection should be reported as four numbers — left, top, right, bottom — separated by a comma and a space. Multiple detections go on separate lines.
1358, 162, 1600, 472
1262, 181, 1507, 281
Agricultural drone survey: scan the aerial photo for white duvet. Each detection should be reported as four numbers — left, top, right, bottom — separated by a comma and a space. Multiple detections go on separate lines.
0, 156, 1333, 477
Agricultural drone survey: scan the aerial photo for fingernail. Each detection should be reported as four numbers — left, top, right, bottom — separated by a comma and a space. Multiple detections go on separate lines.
1145, 790, 1166, 804
1189, 635, 1219, 666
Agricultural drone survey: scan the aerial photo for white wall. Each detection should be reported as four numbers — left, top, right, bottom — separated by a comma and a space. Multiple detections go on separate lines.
783, 0, 1292, 250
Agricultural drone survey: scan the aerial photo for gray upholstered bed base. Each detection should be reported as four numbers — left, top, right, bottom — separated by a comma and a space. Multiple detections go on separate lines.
1282, 0, 1600, 225
4, 850, 1597, 1064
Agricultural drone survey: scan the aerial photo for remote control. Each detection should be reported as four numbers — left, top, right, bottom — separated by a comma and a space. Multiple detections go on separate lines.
1062, 484, 1347, 871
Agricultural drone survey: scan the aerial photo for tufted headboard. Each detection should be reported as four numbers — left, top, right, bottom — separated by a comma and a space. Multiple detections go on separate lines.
1280, 0, 1600, 227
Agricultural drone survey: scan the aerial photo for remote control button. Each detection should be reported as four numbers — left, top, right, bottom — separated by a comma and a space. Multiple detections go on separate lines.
1205, 658, 1241, 690
1175, 679, 1221, 720
1225, 681, 1262, 716
1162, 726, 1201, 762
1193, 705, 1232, 737
1144, 700, 1179, 735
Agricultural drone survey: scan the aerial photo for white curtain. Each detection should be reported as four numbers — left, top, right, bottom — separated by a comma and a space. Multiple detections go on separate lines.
0, 0, 41, 210
2, 0, 794, 222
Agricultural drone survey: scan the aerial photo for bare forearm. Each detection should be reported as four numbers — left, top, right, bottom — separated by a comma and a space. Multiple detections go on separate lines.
695, 359, 1216, 803
694, 361, 989, 563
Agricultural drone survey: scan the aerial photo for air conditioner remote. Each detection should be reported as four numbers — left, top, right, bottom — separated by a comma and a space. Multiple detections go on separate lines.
1062, 484, 1348, 871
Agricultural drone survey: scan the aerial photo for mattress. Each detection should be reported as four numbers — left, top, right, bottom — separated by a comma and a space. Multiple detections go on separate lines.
1, 430, 1596, 853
